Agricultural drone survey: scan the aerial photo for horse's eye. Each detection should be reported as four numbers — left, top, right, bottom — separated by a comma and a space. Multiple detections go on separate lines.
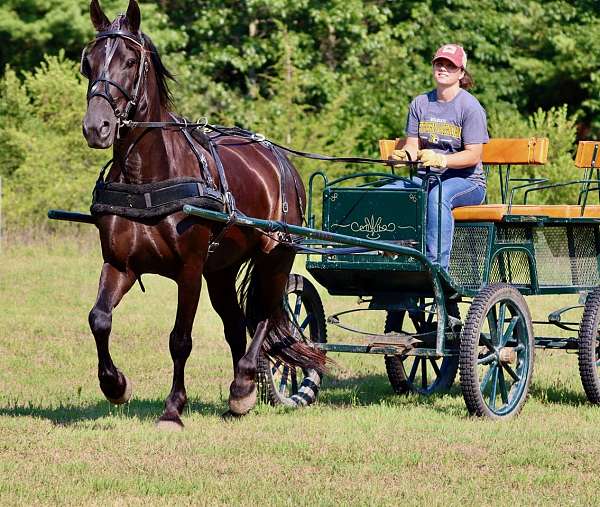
81, 58, 91, 78
126, 58, 138, 68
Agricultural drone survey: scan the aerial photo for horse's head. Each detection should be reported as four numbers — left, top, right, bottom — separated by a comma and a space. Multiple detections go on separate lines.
81, 0, 173, 149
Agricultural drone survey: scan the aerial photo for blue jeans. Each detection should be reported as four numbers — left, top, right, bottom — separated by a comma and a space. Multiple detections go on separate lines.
384, 176, 485, 270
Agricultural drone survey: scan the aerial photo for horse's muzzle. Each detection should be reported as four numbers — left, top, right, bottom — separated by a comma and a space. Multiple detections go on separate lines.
83, 98, 118, 149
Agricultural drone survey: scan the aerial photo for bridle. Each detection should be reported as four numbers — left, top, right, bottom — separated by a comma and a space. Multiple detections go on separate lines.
80, 29, 149, 124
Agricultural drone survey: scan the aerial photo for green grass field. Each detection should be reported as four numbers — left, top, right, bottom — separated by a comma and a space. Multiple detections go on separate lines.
1, 233, 599, 506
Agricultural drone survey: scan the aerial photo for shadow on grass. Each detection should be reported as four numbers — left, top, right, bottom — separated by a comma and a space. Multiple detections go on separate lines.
0, 397, 226, 426
318, 373, 463, 414
528, 383, 589, 406
319, 372, 594, 411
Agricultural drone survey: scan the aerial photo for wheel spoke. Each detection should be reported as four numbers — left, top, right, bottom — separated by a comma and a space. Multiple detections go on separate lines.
408, 358, 419, 384
489, 365, 499, 409
502, 363, 521, 382
429, 358, 441, 376
299, 314, 313, 332
498, 366, 508, 404
426, 305, 435, 326
501, 316, 519, 347
279, 365, 289, 394
480, 333, 495, 353
290, 367, 298, 395
271, 359, 282, 376
497, 303, 506, 342
477, 352, 495, 365
480, 362, 496, 392
421, 358, 428, 389
293, 294, 303, 320
487, 306, 499, 344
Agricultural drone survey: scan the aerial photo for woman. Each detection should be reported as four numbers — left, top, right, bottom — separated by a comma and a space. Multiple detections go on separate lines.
389, 43, 488, 271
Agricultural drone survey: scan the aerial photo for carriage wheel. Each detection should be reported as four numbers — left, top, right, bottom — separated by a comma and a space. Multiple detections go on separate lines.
384, 301, 459, 395
578, 287, 600, 404
459, 283, 534, 419
257, 274, 327, 407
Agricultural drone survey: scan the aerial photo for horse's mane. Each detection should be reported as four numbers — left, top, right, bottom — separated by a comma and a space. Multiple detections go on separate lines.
143, 34, 175, 109
110, 15, 175, 109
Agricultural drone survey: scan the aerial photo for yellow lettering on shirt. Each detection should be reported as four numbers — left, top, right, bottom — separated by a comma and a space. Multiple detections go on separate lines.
419, 121, 462, 139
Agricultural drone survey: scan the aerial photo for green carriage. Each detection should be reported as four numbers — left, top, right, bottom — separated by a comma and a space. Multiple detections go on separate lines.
50, 133, 600, 420
188, 137, 600, 419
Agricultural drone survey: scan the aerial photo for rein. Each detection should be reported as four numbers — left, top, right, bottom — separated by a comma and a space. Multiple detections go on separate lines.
120, 120, 409, 168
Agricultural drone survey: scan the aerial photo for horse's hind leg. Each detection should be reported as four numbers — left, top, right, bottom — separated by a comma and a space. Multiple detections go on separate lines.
89, 263, 136, 404
205, 263, 247, 375
156, 264, 202, 430
228, 249, 294, 415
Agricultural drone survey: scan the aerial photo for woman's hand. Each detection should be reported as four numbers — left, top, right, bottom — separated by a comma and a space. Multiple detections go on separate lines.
391, 149, 410, 161
418, 144, 483, 169
418, 149, 447, 168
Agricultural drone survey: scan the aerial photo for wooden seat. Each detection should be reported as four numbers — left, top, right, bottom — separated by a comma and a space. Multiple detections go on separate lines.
378, 137, 549, 164
453, 139, 600, 221
378, 137, 562, 221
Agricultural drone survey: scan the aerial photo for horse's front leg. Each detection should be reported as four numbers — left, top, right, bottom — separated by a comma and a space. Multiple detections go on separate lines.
156, 264, 202, 430
89, 263, 136, 404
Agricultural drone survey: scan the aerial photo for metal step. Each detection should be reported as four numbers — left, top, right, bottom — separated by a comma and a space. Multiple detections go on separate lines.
534, 337, 579, 350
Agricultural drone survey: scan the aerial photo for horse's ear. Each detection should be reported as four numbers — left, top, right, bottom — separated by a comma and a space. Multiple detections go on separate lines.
90, 0, 110, 32
126, 0, 141, 34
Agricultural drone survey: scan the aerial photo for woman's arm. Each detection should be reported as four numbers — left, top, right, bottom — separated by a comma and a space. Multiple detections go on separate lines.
445, 143, 483, 169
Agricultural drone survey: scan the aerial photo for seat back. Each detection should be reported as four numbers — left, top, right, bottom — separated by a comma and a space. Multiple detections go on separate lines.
378, 137, 549, 164
482, 137, 549, 165
575, 140, 600, 168
378, 138, 406, 160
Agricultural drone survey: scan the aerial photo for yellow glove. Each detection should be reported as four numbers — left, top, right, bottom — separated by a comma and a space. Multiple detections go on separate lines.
390, 149, 409, 161
418, 149, 447, 168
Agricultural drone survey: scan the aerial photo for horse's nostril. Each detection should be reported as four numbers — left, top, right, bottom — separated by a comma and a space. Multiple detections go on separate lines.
100, 121, 111, 137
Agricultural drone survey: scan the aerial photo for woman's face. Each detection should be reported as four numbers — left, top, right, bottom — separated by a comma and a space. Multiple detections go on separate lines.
432, 58, 464, 87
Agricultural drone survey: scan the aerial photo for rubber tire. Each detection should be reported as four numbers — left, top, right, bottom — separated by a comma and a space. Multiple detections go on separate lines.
578, 287, 600, 404
384, 302, 459, 395
257, 274, 327, 407
459, 283, 534, 419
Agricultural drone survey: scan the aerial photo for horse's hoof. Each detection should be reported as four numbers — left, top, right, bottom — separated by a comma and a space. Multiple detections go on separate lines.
221, 409, 245, 420
228, 384, 257, 415
105, 374, 132, 405
156, 416, 184, 431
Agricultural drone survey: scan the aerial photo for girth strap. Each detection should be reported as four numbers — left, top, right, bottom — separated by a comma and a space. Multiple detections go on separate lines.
91, 177, 225, 219
94, 181, 222, 209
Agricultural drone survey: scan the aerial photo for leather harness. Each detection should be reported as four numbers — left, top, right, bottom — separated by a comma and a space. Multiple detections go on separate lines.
82, 28, 408, 249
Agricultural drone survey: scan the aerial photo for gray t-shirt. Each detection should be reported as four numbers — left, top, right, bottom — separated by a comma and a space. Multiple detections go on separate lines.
406, 89, 489, 186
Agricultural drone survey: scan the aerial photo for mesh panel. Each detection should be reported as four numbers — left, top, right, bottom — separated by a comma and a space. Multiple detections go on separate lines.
449, 226, 489, 289
489, 250, 532, 287
532, 225, 600, 287
572, 226, 600, 286
533, 227, 571, 286
496, 227, 530, 244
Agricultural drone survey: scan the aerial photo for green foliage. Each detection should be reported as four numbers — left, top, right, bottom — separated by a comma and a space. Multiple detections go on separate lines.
0, 1, 598, 228
487, 105, 578, 205
0, 54, 107, 227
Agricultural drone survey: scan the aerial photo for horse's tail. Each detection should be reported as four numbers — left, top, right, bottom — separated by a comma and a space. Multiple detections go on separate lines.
237, 261, 328, 374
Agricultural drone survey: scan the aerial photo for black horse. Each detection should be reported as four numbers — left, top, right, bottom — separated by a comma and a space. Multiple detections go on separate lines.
81, 0, 325, 428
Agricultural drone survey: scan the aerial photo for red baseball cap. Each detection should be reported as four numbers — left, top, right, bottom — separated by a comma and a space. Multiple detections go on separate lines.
432, 44, 467, 69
